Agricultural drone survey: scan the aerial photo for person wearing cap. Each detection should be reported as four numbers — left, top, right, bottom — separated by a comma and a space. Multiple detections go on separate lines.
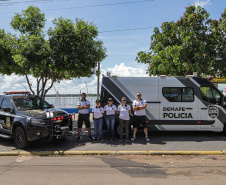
92, 99, 104, 142
104, 98, 117, 142
76, 93, 93, 141
118, 97, 131, 141
131, 92, 150, 142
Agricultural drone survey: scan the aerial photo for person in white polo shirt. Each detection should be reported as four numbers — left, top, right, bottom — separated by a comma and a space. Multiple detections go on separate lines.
118, 97, 131, 141
92, 99, 104, 142
131, 92, 150, 142
104, 98, 117, 142
77, 93, 93, 141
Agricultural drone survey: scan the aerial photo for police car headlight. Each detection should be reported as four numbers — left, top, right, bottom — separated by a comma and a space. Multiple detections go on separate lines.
30, 119, 46, 125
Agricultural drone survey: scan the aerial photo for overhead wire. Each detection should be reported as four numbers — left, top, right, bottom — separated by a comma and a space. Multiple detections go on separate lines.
0, 0, 155, 14
0, 0, 158, 39
0, 0, 70, 6
37, 25, 159, 38
99, 26, 159, 33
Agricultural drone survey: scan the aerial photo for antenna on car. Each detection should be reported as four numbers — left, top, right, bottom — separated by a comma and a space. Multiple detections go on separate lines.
5, 82, 29, 93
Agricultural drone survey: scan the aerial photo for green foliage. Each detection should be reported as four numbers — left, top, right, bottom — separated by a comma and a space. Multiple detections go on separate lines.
211, 8, 226, 77
48, 17, 106, 79
136, 5, 225, 77
0, 30, 14, 75
10, 6, 45, 35
0, 6, 106, 99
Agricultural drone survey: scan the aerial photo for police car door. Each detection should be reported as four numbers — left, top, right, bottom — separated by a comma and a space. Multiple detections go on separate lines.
159, 78, 198, 130
1, 98, 14, 130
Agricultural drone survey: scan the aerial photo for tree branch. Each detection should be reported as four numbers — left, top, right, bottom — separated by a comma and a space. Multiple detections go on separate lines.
25, 74, 35, 95
43, 80, 55, 99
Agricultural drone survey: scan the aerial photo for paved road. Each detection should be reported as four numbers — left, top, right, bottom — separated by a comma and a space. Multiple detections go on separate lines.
0, 155, 226, 185
0, 128, 226, 152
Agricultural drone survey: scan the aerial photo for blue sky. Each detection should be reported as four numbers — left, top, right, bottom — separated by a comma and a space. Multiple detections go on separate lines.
0, 0, 225, 94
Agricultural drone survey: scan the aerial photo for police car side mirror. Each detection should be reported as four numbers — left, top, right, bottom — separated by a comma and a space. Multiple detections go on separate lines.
3, 107, 12, 113
50, 104, 54, 108
224, 97, 226, 106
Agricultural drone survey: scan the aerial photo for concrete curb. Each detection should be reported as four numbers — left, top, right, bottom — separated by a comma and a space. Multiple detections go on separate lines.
0, 151, 225, 156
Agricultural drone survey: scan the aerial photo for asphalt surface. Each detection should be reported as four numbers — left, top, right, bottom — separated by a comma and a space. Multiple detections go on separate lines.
0, 128, 226, 152
1, 155, 226, 185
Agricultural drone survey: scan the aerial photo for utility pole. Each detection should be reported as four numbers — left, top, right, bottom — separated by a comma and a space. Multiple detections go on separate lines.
97, 61, 100, 99
85, 82, 88, 96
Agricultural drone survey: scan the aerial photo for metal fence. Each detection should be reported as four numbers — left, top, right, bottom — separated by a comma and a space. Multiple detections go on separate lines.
45, 96, 97, 109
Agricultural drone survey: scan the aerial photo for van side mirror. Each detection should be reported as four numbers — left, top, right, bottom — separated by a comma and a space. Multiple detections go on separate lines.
3, 107, 12, 113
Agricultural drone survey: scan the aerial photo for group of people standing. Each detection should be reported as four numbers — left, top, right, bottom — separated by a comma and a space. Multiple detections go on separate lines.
76, 92, 150, 142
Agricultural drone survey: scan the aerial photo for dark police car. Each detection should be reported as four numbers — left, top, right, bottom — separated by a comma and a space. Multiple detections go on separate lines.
0, 91, 72, 149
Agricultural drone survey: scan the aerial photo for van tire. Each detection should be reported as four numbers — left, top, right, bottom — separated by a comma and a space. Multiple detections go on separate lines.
14, 126, 29, 149
222, 124, 226, 134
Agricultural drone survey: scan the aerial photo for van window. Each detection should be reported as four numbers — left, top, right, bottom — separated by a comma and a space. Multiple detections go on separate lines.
162, 87, 194, 102
200, 86, 221, 105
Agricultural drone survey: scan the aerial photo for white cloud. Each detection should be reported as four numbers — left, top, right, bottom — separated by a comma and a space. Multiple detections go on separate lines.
194, 0, 211, 7
107, 63, 148, 77
0, 63, 149, 95
46, 17, 55, 22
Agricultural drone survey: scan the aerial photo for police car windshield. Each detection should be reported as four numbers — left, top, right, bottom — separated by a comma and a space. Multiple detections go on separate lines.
13, 96, 52, 110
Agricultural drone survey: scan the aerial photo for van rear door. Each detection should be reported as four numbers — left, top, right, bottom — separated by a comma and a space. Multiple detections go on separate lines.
159, 77, 198, 131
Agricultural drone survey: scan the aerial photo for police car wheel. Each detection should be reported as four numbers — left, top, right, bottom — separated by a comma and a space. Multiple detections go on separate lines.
14, 126, 29, 149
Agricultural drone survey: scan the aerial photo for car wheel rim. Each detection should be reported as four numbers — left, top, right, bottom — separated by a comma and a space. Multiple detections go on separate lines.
15, 130, 23, 146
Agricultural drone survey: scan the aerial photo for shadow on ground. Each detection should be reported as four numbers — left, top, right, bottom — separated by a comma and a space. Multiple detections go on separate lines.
0, 129, 226, 151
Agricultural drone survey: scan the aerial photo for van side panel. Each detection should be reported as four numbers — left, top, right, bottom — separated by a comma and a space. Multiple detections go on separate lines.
112, 77, 160, 126
101, 76, 226, 132
158, 77, 198, 130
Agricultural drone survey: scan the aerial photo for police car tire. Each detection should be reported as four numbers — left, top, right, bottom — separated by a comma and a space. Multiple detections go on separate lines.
14, 126, 29, 149
53, 137, 67, 142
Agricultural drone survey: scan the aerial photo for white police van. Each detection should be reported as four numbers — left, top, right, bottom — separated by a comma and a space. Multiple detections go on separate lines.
101, 75, 226, 133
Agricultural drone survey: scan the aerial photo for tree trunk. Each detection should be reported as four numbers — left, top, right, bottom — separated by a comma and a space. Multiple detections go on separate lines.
25, 75, 55, 100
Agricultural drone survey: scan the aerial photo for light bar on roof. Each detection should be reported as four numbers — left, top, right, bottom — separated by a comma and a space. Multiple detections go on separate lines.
4, 91, 31, 95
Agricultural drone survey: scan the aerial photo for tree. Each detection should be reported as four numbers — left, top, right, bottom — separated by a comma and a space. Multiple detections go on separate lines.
210, 8, 226, 76
0, 6, 107, 99
0, 30, 14, 75
136, 5, 225, 77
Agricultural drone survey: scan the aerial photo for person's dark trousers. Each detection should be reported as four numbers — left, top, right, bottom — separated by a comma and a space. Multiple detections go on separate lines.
119, 118, 129, 140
